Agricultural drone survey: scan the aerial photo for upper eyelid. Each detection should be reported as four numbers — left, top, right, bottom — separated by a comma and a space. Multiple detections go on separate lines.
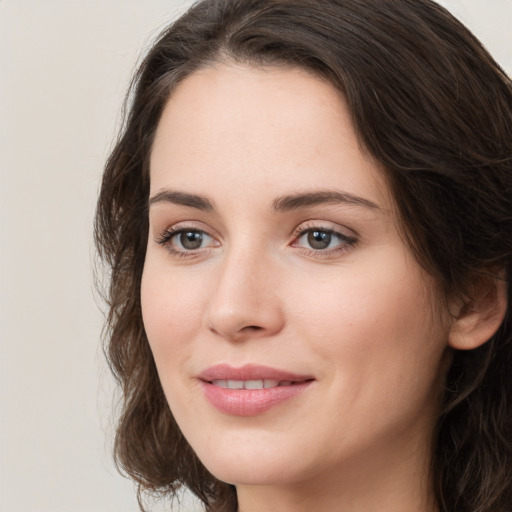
155, 221, 219, 238
292, 220, 358, 237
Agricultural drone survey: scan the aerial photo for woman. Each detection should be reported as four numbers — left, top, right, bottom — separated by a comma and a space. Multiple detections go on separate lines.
95, 1, 512, 511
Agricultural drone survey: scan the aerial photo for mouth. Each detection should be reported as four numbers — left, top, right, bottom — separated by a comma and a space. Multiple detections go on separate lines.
197, 363, 314, 386
197, 364, 315, 416
209, 379, 308, 389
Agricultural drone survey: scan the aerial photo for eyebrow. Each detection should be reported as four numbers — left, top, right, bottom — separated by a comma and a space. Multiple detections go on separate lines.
148, 188, 380, 213
148, 190, 214, 211
272, 190, 381, 212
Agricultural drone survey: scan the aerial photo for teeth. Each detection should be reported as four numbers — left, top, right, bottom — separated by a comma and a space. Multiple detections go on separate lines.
228, 380, 244, 390
210, 379, 283, 389
244, 379, 264, 389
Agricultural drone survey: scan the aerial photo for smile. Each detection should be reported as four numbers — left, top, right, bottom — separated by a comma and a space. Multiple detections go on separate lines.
198, 364, 315, 416
210, 379, 295, 389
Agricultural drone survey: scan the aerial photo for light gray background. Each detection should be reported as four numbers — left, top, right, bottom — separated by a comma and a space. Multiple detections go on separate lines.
1, 1, 511, 511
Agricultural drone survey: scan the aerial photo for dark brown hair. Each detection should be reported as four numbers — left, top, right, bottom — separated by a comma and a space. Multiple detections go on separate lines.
95, 1, 512, 511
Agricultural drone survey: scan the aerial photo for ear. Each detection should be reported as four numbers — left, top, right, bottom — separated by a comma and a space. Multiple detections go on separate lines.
449, 272, 508, 350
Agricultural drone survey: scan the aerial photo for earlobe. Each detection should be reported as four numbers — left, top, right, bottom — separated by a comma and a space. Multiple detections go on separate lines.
448, 273, 508, 351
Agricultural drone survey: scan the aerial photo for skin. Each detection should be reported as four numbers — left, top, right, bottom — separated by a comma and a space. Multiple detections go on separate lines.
141, 63, 454, 512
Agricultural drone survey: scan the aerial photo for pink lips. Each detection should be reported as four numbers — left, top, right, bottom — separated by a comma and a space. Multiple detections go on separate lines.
197, 364, 314, 416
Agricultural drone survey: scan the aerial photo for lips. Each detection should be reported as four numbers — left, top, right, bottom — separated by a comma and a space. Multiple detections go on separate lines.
197, 364, 314, 416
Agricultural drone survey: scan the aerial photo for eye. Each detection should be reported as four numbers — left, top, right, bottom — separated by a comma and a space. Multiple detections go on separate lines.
302, 230, 337, 250
175, 230, 211, 250
156, 227, 217, 254
293, 225, 357, 255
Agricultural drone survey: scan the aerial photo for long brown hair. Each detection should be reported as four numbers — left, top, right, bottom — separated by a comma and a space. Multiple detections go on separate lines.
95, 1, 512, 511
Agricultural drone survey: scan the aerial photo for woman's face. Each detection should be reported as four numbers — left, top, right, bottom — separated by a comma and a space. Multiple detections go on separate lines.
142, 64, 452, 489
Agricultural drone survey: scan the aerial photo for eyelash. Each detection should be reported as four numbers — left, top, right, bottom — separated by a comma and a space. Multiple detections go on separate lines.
156, 223, 358, 259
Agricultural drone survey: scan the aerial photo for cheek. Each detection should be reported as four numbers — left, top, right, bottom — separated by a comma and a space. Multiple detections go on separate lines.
140, 260, 207, 364
290, 258, 434, 344
286, 249, 448, 403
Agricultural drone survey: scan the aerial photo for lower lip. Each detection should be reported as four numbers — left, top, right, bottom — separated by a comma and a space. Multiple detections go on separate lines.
200, 381, 313, 416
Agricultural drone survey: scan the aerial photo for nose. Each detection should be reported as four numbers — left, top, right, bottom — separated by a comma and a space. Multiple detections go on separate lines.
205, 246, 285, 342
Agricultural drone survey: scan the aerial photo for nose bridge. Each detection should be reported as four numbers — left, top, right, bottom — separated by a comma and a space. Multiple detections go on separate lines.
205, 235, 283, 340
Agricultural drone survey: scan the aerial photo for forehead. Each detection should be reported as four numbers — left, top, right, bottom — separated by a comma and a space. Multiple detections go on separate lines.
150, 63, 390, 210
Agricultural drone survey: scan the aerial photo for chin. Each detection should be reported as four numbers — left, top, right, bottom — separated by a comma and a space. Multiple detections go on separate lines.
193, 440, 308, 487
207, 461, 299, 487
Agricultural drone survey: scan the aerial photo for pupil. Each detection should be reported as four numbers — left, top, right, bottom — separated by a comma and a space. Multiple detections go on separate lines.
180, 231, 203, 250
308, 230, 331, 250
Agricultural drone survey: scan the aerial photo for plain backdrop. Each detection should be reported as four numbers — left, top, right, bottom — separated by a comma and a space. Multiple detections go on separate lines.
0, 1, 511, 511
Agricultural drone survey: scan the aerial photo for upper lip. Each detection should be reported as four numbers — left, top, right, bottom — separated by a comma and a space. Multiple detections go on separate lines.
197, 364, 314, 383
